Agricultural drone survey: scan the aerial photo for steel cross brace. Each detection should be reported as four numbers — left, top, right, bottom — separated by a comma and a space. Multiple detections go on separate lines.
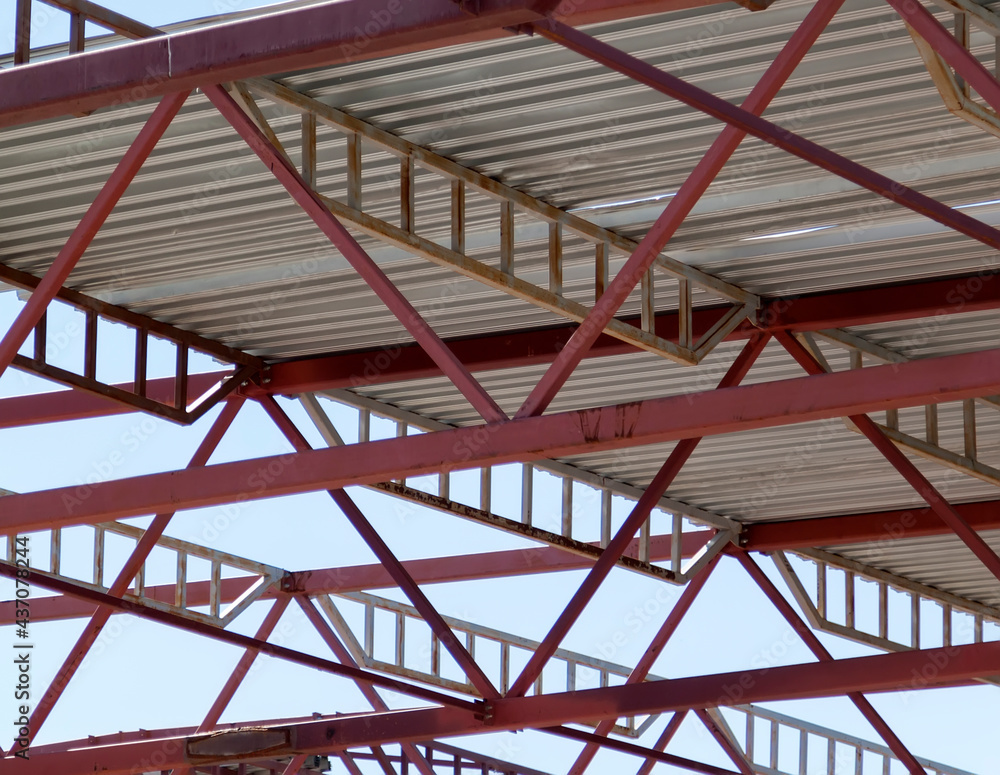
515, 0, 845, 419
297, 597, 437, 775
257, 395, 501, 700
0, 560, 480, 713
170, 596, 293, 775
0, 91, 188, 383
887, 0, 1000, 113
734, 550, 925, 774
637, 711, 688, 775
518, 13, 1000, 418
545, 725, 744, 775
203, 83, 507, 425
6, 397, 245, 760
506, 333, 768, 697
565, 554, 753, 775
776, 330, 1000, 584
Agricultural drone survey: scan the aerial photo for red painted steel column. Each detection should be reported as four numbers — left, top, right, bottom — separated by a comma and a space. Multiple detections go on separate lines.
735, 550, 925, 773
777, 331, 1000, 584
0, 91, 189, 381
259, 396, 501, 700
523, 18, 1000, 418
507, 333, 768, 697
886, 0, 1000, 112
567, 555, 721, 774
297, 597, 436, 775
13, 396, 243, 757
204, 84, 507, 424
515, 0, 844, 418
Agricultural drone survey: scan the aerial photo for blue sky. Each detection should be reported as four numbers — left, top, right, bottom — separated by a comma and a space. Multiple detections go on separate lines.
0, 1, 998, 773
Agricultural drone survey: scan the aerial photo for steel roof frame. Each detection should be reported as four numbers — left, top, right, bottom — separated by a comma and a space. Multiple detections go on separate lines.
3, 0, 1000, 773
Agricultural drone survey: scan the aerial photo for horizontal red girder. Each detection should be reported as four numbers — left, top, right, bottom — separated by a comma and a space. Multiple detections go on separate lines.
763, 272, 1000, 331
0, 0, 734, 128
743, 498, 1000, 552
3, 272, 997, 423
258, 308, 737, 394
262, 272, 1000, 393
14, 639, 998, 773
288, 530, 712, 593
0, 531, 711, 624
4, 346, 1000, 533
0, 372, 227, 428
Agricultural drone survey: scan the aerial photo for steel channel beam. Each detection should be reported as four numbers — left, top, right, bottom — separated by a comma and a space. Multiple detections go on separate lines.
5, 345, 1000, 533
11, 641, 1000, 772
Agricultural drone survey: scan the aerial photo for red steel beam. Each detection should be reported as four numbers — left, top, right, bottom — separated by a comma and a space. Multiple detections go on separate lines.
508, 334, 768, 696
760, 272, 1000, 332
736, 551, 924, 773
3, 531, 712, 624
287, 531, 713, 593
886, 0, 1000, 112
516, 0, 844, 418
0, 561, 479, 713
0, 1, 551, 127
225, 271, 1000, 393
14, 397, 245, 757
778, 331, 1000, 584
743, 498, 1000, 552
0, 91, 188, 381
15, 640, 1000, 773
260, 395, 501, 700
5, 270, 998, 423
297, 597, 437, 775
0, 0, 762, 128
0, 372, 228, 428
257, 308, 741, 395
6, 345, 1000, 533
567, 555, 721, 774
207, 83, 506, 424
